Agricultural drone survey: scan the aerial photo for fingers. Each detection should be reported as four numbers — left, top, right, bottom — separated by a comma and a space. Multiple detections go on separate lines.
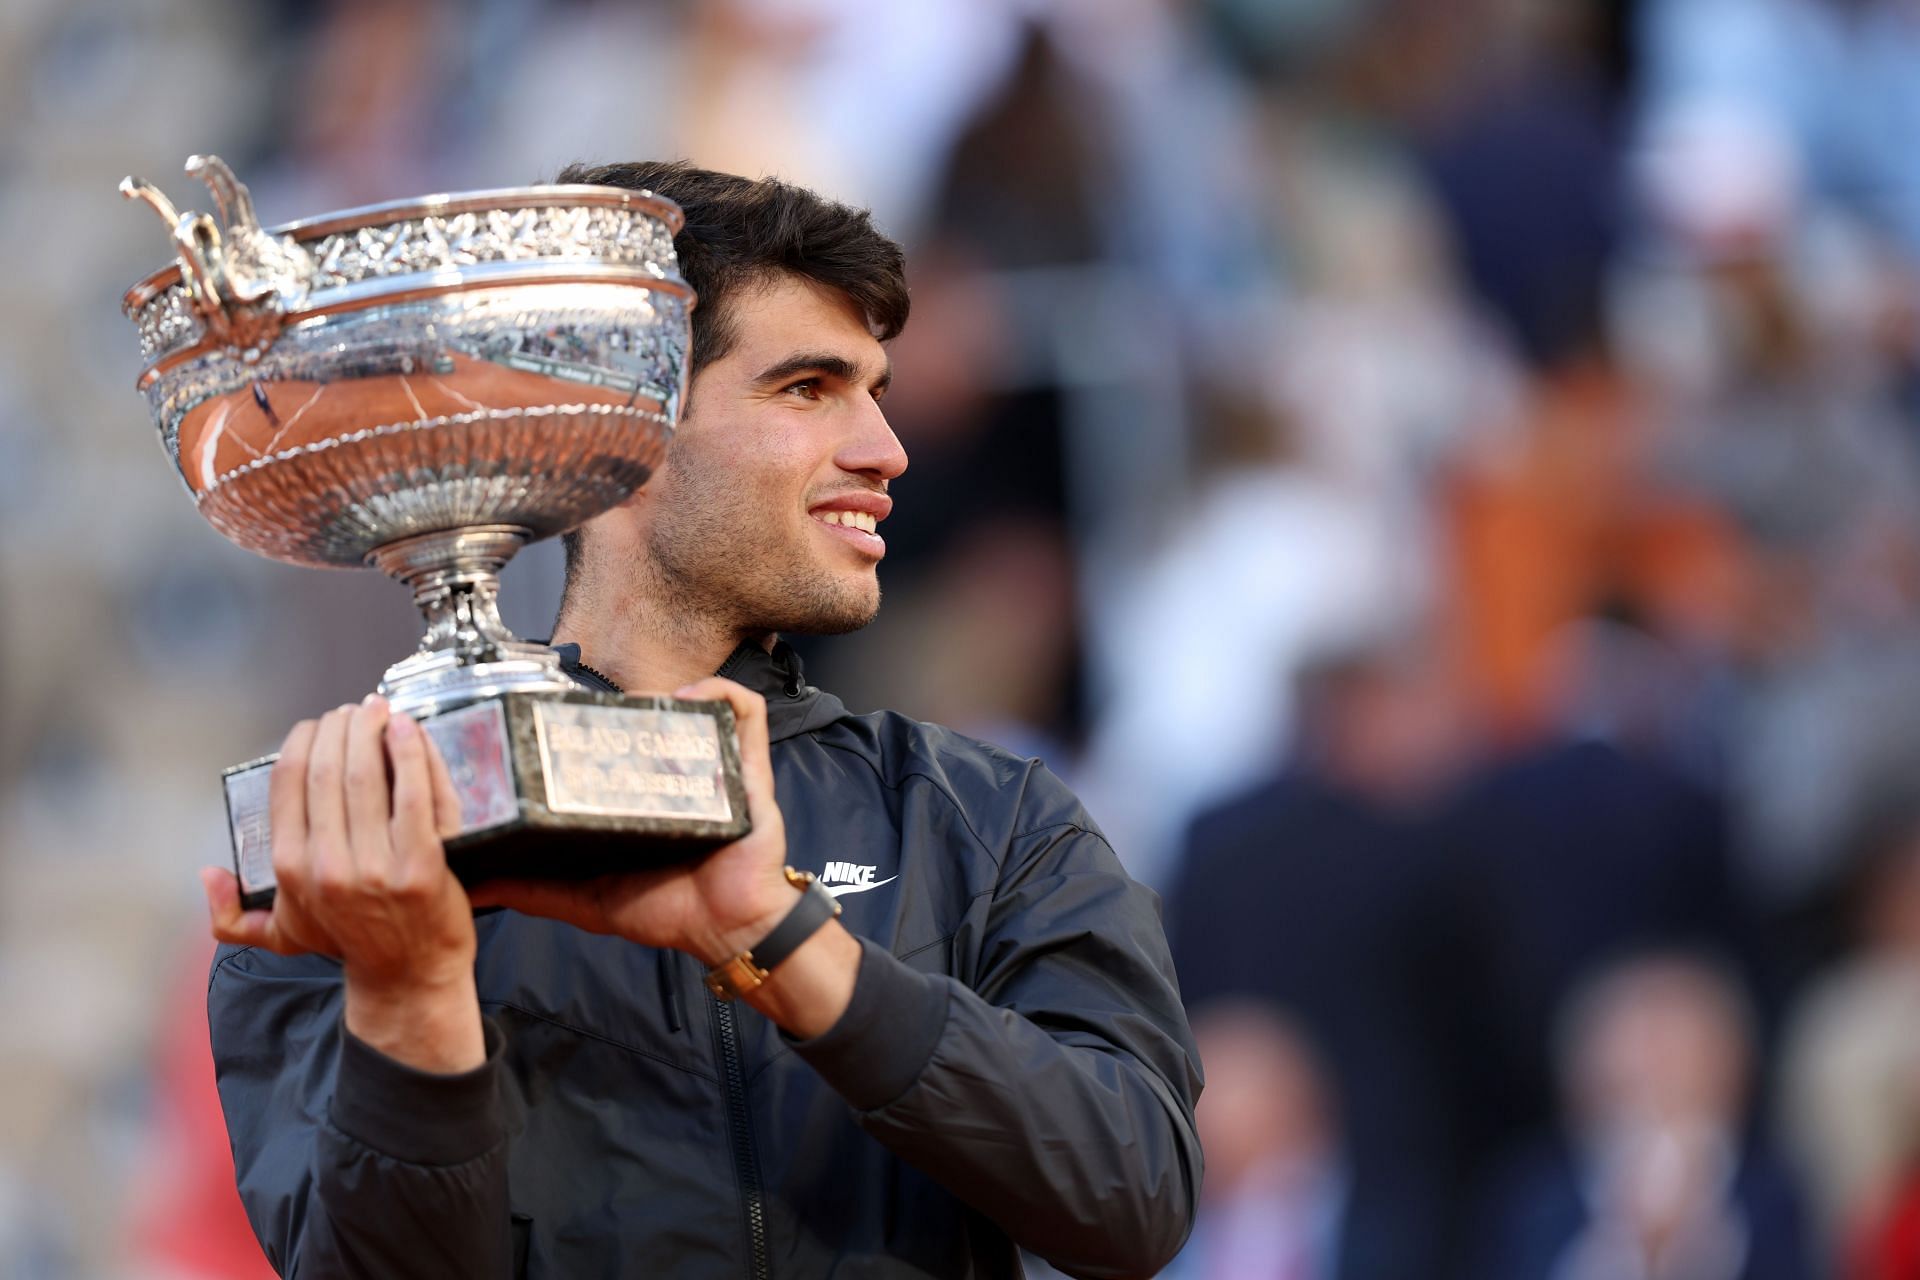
467, 872, 660, 936
464, 877, 590, 927
201, 865, 327, 956
305, 704, 356, 885
675, 675, 769, 773
385, 711, 437, 865
676, 677, 777, 823
202, 866, 276, 949
269, 718, 318, 905
343, 696, 395, 872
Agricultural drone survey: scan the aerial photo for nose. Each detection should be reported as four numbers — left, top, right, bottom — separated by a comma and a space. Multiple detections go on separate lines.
837, 396, 908, 483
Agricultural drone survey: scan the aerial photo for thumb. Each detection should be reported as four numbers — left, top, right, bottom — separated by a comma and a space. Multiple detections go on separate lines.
466, 878, 607, 932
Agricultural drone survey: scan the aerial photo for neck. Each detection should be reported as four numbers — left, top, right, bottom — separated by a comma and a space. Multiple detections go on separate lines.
553, 578, 772, 695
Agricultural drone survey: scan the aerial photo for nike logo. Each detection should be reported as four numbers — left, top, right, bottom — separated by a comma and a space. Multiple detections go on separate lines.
817, 860, 897, 898
823, 875, 897, 899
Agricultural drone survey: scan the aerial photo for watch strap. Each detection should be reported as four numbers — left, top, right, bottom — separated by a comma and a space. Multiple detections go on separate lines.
704, 868, 842, 1001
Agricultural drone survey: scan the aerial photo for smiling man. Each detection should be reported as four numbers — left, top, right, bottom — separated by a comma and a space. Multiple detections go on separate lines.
202, 161, 1202, 1280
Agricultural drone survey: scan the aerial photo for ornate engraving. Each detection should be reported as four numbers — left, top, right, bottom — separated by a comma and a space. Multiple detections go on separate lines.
131, 205, 679, 364
194, 403, 673, 566
136, 288, 202, 363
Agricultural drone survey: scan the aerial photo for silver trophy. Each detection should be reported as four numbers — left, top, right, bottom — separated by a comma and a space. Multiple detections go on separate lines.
121, 156, 748, 908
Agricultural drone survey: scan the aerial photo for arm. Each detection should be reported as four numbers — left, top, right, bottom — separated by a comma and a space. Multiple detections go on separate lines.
203, 699, 511, 1278
786, 814, 1203, 1279
209, 950, 512, 1279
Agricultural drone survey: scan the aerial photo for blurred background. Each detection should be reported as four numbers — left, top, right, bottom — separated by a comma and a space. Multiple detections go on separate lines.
4, 0, 1920, 1275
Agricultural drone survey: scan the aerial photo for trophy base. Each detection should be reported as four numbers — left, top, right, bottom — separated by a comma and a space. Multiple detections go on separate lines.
222, 689, 751, 911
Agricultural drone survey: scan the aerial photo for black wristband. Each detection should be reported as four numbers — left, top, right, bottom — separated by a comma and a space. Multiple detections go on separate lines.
704, 869, 842, 1000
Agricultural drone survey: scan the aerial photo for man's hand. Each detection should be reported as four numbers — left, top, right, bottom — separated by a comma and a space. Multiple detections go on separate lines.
201, 696, 485, 1073
468, 678, 796, 960
469, 677, 861, 1035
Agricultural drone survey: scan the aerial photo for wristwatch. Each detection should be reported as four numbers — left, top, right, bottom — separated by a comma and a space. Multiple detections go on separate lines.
704, 867, 843, 1001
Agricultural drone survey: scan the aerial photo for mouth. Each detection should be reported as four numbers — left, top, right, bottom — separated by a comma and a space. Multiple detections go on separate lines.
809, 497, 889, 558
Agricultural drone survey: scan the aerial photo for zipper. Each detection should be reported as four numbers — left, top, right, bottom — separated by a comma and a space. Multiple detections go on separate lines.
710, 993, 771, 1279
572, 660, 623, 693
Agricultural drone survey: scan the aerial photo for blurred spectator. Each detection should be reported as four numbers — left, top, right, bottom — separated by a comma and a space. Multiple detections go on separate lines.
1624, 0, 1920, 921
1638, 0, 1920, 259
1413, 0, 1629, 373
1779, 804, 1920, 1272
1078, 450, 1409, 886
1168, 642, 1464, 1277
1159, 1001, 1353, 1280
1426, 618, 1764, 1218
1473, 952, 1817, 1280
1076, 0, 1524, 882
1617, 196, 1920, 913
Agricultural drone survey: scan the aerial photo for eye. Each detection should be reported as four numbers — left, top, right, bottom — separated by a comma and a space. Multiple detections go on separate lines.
783, 378, 823, 401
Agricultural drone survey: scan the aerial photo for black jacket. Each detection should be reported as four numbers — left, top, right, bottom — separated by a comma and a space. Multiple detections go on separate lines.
209, 642, 1203, 1278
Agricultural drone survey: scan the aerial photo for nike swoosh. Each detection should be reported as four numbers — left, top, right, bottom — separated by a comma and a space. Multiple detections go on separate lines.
823, 876, 898, 899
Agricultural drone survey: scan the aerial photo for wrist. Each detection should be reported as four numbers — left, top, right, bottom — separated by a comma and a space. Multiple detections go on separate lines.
344, 964, 484, 1074
741, 919, 861, 1038
692, 877, 803, 967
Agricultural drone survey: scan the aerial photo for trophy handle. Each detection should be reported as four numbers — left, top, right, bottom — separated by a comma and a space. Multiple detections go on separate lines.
120, 176, 233, 340
118, 156, 312, 358
186, 154, 262, 237
172, 214, 231, 329
118, 176, 182, 229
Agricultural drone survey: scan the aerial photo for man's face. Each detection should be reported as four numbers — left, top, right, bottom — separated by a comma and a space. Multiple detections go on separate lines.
630, 272, 906, 635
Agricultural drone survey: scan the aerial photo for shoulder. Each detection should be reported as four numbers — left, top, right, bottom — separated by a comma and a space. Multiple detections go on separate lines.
796, 707, 1100, 853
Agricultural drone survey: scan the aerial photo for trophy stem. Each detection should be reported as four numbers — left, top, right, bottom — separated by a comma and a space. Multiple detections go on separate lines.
367, 525, 574, 716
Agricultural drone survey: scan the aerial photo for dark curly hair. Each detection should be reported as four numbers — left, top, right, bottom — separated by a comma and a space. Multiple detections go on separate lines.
554, 159, 910, 375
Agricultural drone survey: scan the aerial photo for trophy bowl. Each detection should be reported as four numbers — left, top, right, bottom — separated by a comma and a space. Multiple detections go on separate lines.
122, 157, 749, 908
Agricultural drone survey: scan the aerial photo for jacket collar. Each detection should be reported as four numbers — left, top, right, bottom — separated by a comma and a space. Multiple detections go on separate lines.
549, 639, 846, 744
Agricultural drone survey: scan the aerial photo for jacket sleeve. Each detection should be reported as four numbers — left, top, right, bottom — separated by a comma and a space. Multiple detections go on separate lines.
208, 946, 514, 1278
789, 775, 1205, 1279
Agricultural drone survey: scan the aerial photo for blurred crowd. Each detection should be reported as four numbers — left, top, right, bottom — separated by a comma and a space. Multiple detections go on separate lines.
4, 0, 1920, 1276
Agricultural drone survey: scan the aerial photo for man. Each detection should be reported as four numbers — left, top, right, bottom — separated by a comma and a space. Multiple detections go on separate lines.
200, 161, 1202, 1279
1471, 953, 1815, 1280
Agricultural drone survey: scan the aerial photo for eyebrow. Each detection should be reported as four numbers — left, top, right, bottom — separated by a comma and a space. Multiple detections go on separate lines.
751, 351, 893, 396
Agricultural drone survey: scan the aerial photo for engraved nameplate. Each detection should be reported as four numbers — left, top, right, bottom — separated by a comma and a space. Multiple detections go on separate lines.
534, 701, 736, 822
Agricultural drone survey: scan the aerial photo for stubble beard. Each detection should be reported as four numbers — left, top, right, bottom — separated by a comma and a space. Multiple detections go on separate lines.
644, 474, 881, 639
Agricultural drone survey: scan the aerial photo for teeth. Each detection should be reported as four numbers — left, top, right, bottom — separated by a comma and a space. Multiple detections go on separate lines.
819, 510, 877, 534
